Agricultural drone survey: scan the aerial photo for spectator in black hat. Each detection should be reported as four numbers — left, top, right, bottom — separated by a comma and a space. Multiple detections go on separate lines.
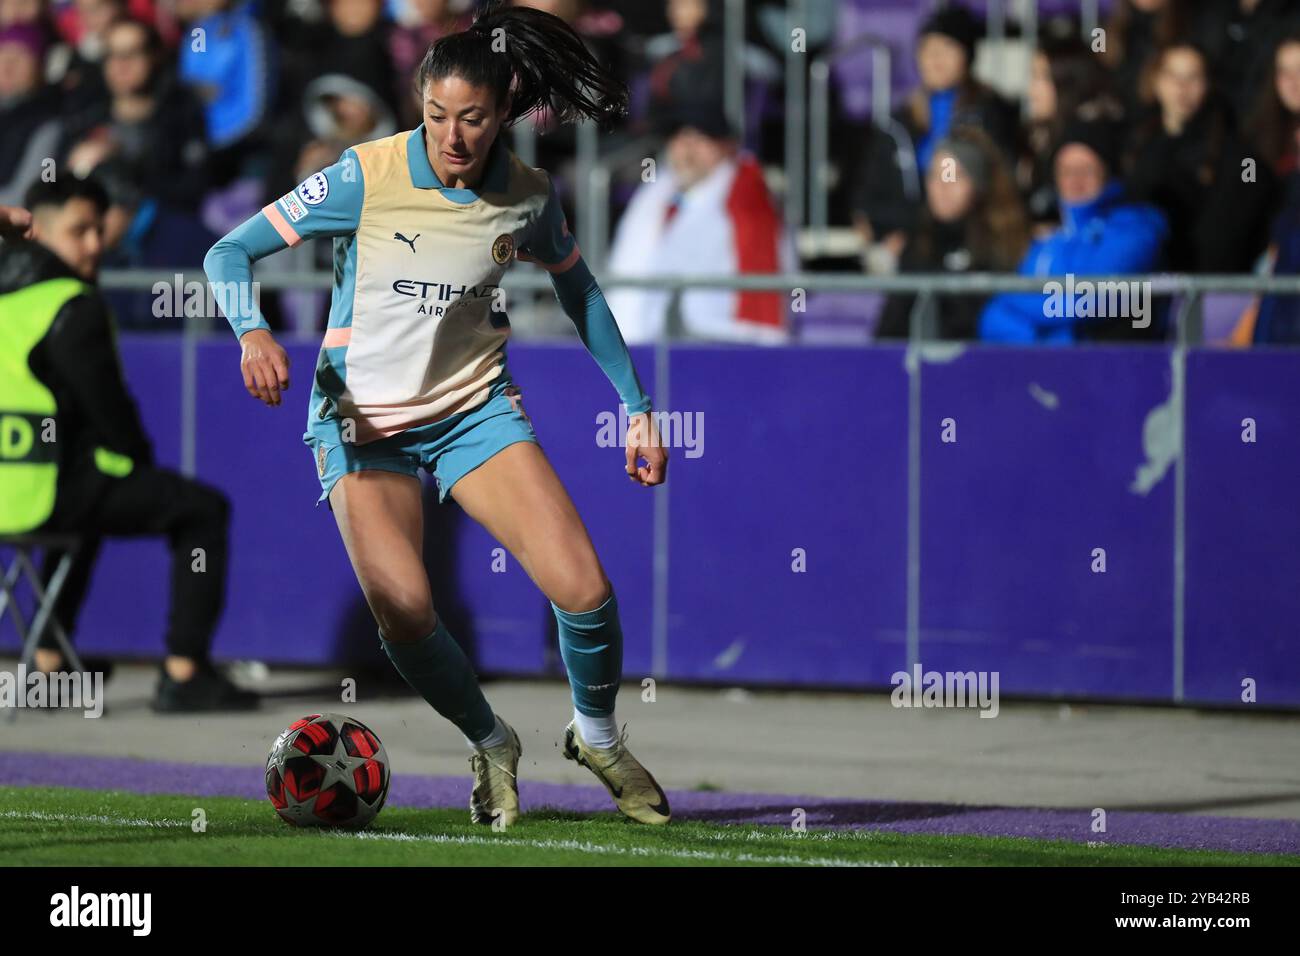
849, 2, 1017, 274
1019, 37, 1124, 231
978, 118, 1169, 343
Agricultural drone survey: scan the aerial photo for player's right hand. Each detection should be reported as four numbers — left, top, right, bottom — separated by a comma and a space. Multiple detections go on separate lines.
240, 329, 291, 406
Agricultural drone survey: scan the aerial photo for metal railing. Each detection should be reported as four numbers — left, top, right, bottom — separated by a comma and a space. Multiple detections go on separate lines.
783, 0, 809, 231
101, 269, 1300, 348
106, 270, 1300, 298
724, 0, 747, 144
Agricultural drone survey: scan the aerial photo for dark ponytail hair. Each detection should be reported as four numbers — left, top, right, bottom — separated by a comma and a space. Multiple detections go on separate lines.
413, 1, 628, 129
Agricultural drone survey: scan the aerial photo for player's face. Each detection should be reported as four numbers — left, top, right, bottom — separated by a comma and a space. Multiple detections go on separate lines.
31, 198, 105, 282
422, 75, 506, 189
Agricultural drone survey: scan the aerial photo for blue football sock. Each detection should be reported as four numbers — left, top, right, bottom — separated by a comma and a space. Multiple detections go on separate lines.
379, 617, 497, 743
552, 587, 623, 717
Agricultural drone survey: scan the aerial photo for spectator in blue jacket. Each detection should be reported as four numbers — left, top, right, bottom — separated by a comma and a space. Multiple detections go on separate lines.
175, 0, 274, 186
978, 119, 1169, 343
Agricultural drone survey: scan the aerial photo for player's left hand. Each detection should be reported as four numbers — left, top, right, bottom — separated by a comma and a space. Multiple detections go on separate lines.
625, 412, 667, 487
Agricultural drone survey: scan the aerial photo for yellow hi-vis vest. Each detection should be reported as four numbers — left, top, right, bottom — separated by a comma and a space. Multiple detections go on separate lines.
0, 277, 90, 534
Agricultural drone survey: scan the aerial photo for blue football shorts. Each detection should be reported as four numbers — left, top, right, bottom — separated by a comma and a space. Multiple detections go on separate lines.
303, 374, 539, 509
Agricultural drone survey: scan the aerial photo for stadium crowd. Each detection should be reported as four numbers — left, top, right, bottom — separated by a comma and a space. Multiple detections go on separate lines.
3, 0, 1300, 343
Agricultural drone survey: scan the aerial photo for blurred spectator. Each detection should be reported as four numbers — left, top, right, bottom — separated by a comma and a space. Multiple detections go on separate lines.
59, 16, 210, 212
389, 0, 471, 127
1, 0, 56, 35
269, 0, 396, 202
643, 0, 723, 121
1191, 0, 1300, 125
52, 0, 156, 43
176, 0, 274, 185
606, 102, 796, 343
299, 73, 397, 171
850, 4, 1017, 274
1125, 42, 1274, 272
979, 119, 1169, 343
637, 0, 778, 138
1020, 38, 1122, 230
95, 158, 219, 326
1246, 32, 1300, 210
1101, 0, 1192, 118
878, 126, 1029, 340
0, 22, 61, 207
313, 0, 398, 116
49, 0, 125, 101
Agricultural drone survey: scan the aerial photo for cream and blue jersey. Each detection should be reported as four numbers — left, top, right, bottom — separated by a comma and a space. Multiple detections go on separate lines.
204, 124, 651, 444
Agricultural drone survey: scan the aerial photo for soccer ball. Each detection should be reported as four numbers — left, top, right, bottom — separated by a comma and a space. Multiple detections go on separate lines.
265, 713, 391, 829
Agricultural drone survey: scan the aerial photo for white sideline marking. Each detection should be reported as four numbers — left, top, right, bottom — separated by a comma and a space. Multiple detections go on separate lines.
0, 809, 186, 829
0, 808, 912, 866
333, 829, 905, 867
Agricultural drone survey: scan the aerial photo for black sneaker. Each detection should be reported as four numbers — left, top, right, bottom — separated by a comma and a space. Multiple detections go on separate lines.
151, 663, 260, 713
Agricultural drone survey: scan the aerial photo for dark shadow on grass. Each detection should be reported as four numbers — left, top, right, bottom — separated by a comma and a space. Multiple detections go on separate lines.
519, 806, 602, 824
677, 800, 987, 827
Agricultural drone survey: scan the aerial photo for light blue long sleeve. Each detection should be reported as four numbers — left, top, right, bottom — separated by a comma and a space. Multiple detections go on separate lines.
521, 175, 652, 416
203, 212, 284, 338
204, 148, 365, 338
547, 255, 652, 416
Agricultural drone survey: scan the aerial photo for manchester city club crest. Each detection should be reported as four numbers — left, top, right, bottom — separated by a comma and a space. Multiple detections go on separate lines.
492, 233, 514, 265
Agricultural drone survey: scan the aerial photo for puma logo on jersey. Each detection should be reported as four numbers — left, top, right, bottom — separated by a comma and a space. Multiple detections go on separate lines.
394, 232, 420, 252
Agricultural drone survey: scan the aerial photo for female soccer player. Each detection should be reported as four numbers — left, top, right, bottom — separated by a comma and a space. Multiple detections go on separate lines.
204, 3, 670, 826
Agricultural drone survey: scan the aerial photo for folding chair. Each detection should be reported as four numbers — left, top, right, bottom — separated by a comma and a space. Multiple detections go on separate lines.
0, 533, 86, 719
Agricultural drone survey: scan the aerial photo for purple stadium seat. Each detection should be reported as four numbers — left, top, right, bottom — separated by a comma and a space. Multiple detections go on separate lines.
1190, 292, 1256, 345
795, 291, 886, 343
833, 1, 924, 121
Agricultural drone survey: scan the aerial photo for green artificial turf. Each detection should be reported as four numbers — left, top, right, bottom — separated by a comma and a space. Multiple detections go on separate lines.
1, 786, 1295, 867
